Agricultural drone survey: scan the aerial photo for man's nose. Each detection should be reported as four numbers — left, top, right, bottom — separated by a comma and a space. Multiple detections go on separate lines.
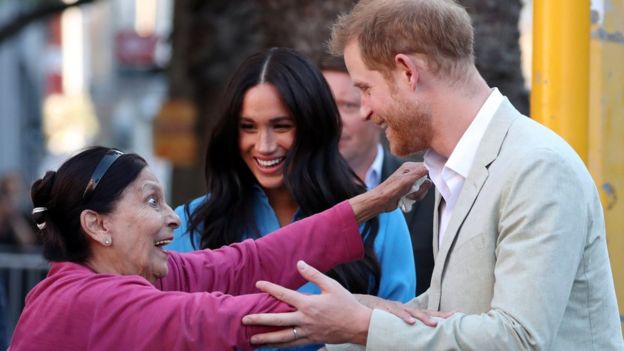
360, 101, 373, 121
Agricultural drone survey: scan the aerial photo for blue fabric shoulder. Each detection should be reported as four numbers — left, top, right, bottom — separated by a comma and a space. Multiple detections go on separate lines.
374, 208, 416, 302
166, 196, 417, 302
165, 196, 207, 252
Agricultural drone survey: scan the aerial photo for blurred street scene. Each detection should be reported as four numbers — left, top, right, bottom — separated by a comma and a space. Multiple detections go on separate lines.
1, 0, 622, 345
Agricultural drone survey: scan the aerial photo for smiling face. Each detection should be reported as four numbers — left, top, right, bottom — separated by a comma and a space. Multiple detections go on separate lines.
344, 41, 433, 156
101, 167, 180, 283
239, 83, 296, 192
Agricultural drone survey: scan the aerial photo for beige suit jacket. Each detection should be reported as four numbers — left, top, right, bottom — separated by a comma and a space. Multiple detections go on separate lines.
329, 99, 622, 350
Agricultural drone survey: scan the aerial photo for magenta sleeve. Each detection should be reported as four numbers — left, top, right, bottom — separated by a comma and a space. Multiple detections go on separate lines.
158, 200, 363, 295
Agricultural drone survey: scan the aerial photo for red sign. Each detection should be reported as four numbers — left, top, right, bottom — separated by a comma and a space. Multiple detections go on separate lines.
115, 30, 157, 67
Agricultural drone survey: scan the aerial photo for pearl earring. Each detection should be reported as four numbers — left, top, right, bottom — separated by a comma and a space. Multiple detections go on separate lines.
104, 238, 112, 246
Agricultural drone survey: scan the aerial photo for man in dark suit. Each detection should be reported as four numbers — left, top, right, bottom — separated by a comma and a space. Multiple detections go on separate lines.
380, 150, 434, 296
321, 56, 434, 296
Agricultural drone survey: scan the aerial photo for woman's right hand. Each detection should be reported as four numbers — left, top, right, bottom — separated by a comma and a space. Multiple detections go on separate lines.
354, 294, 453, 327
348, 162, 430, 224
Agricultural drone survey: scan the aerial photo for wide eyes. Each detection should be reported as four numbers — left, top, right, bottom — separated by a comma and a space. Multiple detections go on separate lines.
147, 196, 159, 208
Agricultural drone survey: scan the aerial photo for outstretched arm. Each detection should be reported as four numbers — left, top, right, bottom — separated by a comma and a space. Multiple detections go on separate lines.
159, 201, 361, 295
159, 162, 428, 296
242, 261, 450, 348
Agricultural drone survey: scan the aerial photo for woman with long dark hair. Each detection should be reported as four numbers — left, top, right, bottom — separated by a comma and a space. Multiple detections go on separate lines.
167, 48, 415, 348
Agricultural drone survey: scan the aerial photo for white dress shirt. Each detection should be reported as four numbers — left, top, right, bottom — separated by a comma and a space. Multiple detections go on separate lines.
424, 88, 504, 246
365, 143, 384, 190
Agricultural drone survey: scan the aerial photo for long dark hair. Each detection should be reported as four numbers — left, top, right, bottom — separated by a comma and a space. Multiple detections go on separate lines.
187, 48, 381, 294
31, 146, 147, 262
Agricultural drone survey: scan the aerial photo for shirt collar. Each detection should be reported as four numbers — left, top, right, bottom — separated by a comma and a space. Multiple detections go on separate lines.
423, 148, 448, 198
425, 88, 503, 177
445, 88, 503, 178
424, 88, 503, 195
365, 144, 384, 189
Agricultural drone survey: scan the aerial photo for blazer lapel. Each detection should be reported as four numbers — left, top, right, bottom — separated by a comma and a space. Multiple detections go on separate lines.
428, 98, 520, 310
432, 190, 441, 257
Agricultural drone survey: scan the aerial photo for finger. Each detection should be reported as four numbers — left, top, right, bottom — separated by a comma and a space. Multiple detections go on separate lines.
405, 180, 433, 201
406, 308, 438, 327
249, 327, 309, 346
255, 280, 304, 307
296, 260, 341, 293
396, 169, 424, 185
381, 305, 416, 325
399, 162, 427, 178
242, 311, 299, 326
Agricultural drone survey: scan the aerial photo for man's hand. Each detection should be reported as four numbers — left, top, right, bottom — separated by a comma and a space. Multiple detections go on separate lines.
242, 261, 372, 347
354, 294, 453, 327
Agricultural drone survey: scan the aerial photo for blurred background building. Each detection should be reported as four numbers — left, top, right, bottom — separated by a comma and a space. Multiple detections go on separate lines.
0, 0, 173, 344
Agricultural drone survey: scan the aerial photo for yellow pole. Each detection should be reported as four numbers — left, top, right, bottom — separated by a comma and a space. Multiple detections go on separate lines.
532, 0, 590, 162
588, 0, 624, 329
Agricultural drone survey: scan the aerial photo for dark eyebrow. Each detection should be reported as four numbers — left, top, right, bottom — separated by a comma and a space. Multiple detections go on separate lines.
353, 82, 369, 91
240, 116, 293, 123
270, 116, 294, 123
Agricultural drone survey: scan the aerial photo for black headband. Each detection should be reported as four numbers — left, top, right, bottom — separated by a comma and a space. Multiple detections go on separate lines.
82, 149, 124, 200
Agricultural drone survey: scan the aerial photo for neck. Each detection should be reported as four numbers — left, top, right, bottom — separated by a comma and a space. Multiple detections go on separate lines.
84, 248, 138, 280
265, 186, 298, 227
429, 68, 492, 158
348, 144, 379, 183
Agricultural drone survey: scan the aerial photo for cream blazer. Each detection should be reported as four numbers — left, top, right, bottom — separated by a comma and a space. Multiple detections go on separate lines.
329, 99, 623, 350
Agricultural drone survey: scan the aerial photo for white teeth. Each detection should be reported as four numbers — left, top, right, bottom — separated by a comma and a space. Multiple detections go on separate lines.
155, 239, 172, 247
256, 158, 284, 167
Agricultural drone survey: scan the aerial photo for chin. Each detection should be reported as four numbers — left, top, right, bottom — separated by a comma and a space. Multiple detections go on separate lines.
389, 142, 413, 157
151, 259, 169, 280
258, 179, 285, 190
152, 267, 168, 282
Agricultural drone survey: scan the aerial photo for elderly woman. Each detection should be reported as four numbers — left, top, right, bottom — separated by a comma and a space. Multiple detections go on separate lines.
8, 146, 426, 350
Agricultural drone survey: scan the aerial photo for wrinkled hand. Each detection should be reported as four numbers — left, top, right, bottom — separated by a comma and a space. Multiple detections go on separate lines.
349, 162, 429, 224
354, 294, 453, 327
404, 177, 433, 202
243, 261, 372, 348
399, 177, 433, 213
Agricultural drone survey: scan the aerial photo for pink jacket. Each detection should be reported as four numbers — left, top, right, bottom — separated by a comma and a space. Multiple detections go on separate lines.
9, 201, 362, 350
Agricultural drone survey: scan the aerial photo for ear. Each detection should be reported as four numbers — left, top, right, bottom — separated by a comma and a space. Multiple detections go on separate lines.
80, 209, 110, 246
394, 54, 422, 91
